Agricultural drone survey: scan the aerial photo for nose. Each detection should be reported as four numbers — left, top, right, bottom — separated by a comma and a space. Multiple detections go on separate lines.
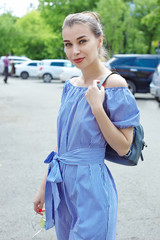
73, 44, 80, 55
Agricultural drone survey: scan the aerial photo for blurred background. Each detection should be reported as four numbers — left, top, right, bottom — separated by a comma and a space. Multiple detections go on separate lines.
0, 0, 160, 60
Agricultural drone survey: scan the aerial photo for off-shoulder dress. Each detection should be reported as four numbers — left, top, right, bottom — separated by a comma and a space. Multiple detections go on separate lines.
44, 79, 140, 240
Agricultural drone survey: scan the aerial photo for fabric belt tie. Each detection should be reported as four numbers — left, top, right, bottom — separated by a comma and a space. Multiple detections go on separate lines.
44, 148, 105, 230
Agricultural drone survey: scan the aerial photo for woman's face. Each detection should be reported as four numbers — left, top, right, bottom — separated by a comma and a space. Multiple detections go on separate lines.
62, 23, 102, 70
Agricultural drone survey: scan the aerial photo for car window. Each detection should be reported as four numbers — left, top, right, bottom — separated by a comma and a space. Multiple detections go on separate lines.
110, 57, 135, 67
50, 62, 65, 67
133, 58, 158, 68
28, 63, 38, 66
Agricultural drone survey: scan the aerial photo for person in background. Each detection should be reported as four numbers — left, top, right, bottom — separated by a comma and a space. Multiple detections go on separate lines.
33, 11, 140, 240
3, 54, 10, 84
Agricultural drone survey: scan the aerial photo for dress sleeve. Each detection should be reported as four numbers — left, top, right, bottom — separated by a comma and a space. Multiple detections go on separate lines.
103, 87, 140, 129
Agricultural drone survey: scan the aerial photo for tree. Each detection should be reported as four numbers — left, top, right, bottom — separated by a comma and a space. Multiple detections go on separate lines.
1, 0, 159, 59
0, 13, 19, 56
38, 0, 100, 58
128, 0, 160, 53
15, 10, 58, 59
96, 0, 160, 55
141, 0, 160, 53
39, 0, 100, 28
95, 0, 129, 55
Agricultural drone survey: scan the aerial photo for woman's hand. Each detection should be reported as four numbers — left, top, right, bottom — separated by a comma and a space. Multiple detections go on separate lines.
33, 188, 45, 215
85, 80, 105, 113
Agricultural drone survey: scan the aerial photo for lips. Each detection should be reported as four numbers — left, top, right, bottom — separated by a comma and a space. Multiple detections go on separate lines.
73, 58, 85, 64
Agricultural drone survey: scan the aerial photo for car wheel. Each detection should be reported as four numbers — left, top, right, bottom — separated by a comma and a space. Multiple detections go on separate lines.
127, 80, 136, 95
155, 97, 160, 103
21, 72, 29, 79
43, 73, 52, 83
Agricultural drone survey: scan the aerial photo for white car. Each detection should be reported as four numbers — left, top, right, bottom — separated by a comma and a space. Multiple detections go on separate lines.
15, 60, 42, 79
60, 66, 82, 83
150, 63, 160, 103
0, 55, 30, 74
38, 59, 74, 82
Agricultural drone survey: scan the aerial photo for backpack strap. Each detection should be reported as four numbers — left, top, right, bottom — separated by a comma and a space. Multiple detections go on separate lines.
97, 72, 118, 89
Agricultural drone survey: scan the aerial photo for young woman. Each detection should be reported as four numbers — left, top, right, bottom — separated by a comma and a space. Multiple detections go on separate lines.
34, 11, 140, 240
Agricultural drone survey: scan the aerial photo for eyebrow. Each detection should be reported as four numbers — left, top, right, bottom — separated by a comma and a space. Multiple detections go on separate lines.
63, 35, 88, 42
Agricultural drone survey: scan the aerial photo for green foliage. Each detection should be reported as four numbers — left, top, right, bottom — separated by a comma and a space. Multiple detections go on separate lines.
38, 0, 100, 58
15, 11, 59, 59
0, 0, 160, 59
96, 0, 160, 55
129, 0, 160, 53
38, 0, 100, 33
95, 0, 128, 56
0, 13, 19, 56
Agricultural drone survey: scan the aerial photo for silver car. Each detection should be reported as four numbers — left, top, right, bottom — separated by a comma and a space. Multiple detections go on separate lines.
150, 63, 160, 102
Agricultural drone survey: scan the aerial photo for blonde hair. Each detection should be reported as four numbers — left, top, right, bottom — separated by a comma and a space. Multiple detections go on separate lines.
62, 11, 108, 60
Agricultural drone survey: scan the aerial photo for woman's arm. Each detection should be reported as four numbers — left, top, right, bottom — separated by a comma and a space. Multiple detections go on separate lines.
85, 78, 133, 156
33, 173, 47, 214
91, 105, 133, 156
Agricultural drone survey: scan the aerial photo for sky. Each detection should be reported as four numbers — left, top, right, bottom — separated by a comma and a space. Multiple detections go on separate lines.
0, 0, 39, 17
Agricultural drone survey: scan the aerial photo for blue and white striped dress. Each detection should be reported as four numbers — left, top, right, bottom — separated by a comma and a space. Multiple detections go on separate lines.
44, 79, 140, 240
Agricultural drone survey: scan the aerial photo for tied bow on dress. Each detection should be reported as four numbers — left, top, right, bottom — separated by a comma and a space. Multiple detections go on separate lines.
44, 148, 106, 230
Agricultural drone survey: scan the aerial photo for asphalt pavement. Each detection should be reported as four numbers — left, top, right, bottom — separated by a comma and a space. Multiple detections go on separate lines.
0, 76, 160, 240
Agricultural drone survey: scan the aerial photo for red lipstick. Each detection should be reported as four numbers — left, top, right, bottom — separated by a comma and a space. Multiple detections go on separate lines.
73, 58, 84, 64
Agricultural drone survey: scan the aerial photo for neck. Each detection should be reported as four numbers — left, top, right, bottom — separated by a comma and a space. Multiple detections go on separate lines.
80, 60, 109, 86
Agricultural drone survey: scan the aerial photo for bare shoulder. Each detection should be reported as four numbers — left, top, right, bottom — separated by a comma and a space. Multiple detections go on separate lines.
104, 73, 128, 88
70, 77, 80, 86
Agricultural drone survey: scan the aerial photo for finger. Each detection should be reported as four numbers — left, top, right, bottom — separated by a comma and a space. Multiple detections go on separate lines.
93, 80, 99, 87
39, 202, 44, 211
34, 206, 39, 214
34, 206, 43, 215
38, 209, 44, 216
33, 201, 41, 213
100, 85, 105, 91
38, 208, 45, 213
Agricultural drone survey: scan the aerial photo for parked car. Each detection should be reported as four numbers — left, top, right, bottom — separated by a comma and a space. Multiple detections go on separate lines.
38, 59, 74, 82
0, 55, 30, 75
15, 60, 42, 79
60, 66, 82, 83
106, 54, 160, 94
150, 63, 160, 102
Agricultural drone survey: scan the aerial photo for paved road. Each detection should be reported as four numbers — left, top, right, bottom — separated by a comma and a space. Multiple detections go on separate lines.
0, 77, 160, 240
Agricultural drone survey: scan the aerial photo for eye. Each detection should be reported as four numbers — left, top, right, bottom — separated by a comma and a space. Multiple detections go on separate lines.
79, 39, 87, 44
64, 42, 72, 47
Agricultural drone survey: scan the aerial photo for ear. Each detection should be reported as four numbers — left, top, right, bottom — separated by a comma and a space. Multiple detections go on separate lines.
97, 35, 103, 48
